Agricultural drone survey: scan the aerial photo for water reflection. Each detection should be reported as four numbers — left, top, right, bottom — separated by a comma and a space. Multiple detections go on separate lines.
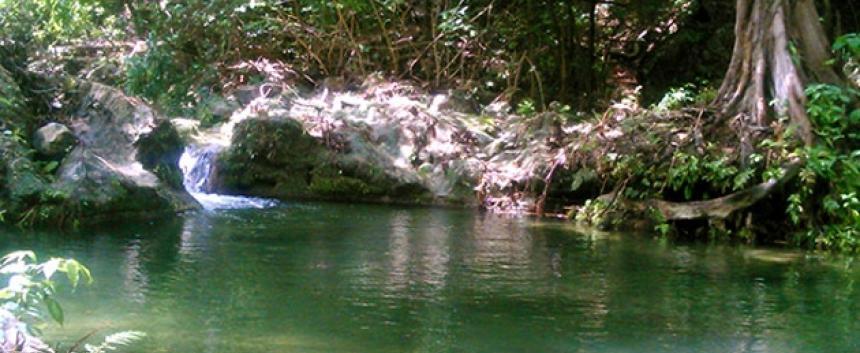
0, 204, 857, 353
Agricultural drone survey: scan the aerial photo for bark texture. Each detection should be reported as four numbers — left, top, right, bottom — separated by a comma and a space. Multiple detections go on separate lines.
713, 0, 841, 146
652, 0, 843, 221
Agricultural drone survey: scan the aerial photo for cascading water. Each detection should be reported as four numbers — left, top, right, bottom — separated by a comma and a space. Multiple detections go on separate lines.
179, 144, 278, 210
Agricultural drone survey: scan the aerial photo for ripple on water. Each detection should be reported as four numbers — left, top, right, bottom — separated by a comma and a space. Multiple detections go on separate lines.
1, 205, 858, 353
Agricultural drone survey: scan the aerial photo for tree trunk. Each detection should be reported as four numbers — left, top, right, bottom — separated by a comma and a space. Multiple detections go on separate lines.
712, 0, 841, 147
645, 0, 846, 222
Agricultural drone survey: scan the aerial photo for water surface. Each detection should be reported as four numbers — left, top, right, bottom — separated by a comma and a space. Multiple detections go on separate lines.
1, 204, 858, 353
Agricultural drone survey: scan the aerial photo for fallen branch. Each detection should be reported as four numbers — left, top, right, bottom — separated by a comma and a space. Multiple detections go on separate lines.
613, 160, 802, 221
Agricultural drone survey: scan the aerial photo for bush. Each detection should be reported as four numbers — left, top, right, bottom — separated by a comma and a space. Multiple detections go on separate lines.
0, 250, 145, 352
0, 250, 92, 328
789, 83, 860, 251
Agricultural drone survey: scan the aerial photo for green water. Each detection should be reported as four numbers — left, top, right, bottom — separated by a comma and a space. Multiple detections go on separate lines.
1, 203, 858, 353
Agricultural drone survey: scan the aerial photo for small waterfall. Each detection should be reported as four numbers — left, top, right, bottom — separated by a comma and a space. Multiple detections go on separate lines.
179, 145, 278, 210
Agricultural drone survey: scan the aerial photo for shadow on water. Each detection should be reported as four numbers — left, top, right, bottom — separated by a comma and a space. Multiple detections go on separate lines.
0, 204, 858, 353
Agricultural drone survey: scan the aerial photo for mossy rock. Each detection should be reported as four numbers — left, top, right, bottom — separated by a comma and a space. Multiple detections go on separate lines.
136, 120, 185, 189
215, 117, 329, 197
213, 116, 437, 203
308, 166, 386, 197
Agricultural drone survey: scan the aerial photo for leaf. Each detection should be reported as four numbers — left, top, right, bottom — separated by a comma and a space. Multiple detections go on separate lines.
41, 161, 59, 174
63, 260, 80, 287
42, 258, 61, 280
61, 259, 93, 287
570, 168, 597, 191
45, 297, 63, 325
2, 251, 36, 265
850, 110, 860, 125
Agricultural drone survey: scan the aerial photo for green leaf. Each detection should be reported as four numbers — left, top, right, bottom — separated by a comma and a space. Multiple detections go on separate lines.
2, 251, 36, 265
61, 259, 93, 286
63, 260, 80, 287
570, 168, 597, 191
45, 297, 63, 325
850, 110, 860, 125
41, 161, 59, 174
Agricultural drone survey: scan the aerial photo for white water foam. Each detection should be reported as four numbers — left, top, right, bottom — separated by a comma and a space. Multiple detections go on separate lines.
179, 145, 278, 210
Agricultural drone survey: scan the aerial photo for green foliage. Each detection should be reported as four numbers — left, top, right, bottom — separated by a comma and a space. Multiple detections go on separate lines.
123, 0, 284, 111
114, 0, 708, 113
124, 36, 205, 112
516, 99, 537, 116
654, 84, 696, 112
0, 251, 92, 329
650, 208, 671, 237
609, 146, 756, 204
653, 83, 715, 112
0, 0, 120, 46
832, 33, 860, 61
0, 251, 144, 352
790, 84, 860, 251
574, 198, 610, 226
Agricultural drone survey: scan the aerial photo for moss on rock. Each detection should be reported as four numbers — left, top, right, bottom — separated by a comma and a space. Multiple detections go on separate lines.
215, 117, 328, 198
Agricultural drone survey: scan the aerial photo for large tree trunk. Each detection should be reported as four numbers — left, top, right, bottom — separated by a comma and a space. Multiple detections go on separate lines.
646, 0, 845, 222
712, 0, 841, 147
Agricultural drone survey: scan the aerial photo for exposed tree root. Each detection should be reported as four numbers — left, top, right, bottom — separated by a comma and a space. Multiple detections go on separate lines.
610, 161, 801, 221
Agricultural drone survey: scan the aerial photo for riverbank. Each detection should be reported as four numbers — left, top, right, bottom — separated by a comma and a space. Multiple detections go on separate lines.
2, 34, 858, 251
0, 66, 848, 250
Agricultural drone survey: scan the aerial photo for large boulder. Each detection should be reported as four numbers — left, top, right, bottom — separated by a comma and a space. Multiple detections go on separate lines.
0, 72, 195, 226
215, 117, 328, 198
50, 82, 196, 221
32, 122, 77, 158
211, 81, 487, 206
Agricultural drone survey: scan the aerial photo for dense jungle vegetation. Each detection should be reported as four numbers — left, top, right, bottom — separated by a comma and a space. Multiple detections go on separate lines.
1, 1, 860, 352
1, 0, 859, 251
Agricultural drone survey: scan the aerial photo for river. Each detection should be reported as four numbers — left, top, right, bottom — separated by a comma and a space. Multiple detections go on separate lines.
1, 203, 858, 353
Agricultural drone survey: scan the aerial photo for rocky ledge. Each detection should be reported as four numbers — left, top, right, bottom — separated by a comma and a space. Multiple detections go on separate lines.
185, 78, 572, 211
0, 77, 196, 226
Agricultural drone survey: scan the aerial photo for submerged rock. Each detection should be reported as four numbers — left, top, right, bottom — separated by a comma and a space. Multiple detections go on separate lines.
32, 122, 77, 158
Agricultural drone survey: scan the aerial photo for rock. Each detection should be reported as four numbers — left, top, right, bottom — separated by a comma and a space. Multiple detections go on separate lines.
0, 309, 52, 353
214, 117, 331, 198
51, 82, 197, 221
232, 84, 282, 106
32, 122, 77, 158
170, 118, 201, 139
0, 135, 49, 205
197, 96, 240, 127
211, 81, 487, 206
0, 76, 196, 226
